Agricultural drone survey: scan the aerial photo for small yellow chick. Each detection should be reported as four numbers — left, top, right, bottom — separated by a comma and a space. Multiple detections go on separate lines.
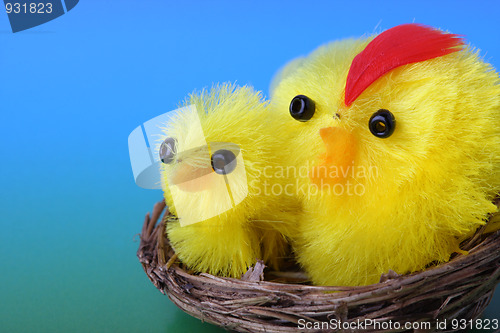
158, 83, 300, 278
271, 24, 500, 286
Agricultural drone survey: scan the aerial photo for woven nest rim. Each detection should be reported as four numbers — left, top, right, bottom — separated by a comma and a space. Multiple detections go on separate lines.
137, 200, 500, 333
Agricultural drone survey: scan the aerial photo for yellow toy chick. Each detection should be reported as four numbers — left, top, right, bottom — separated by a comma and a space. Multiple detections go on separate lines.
158, 83, 300, 278
271, 24, 500, 286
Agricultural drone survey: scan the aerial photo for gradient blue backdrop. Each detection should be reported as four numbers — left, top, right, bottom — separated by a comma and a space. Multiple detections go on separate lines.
1, 1, 499, 332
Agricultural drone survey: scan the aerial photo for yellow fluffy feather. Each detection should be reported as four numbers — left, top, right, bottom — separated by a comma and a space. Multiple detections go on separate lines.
271, 25, 500, 286
159, 83, 300, 278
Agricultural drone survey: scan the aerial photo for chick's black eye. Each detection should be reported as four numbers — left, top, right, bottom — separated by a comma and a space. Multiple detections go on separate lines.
289, 95, 315, 121
159, 137, 177, 163
369, 109, 396, 138
211, 149, 237, 175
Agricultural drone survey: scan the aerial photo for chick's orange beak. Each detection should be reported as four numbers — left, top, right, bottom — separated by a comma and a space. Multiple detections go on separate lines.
170, 165, 216, 192
309, 127, 357, 186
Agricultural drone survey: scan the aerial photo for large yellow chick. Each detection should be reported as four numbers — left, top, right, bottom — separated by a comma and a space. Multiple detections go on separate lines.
271, 24, 500, 286
158, 83, 300, 278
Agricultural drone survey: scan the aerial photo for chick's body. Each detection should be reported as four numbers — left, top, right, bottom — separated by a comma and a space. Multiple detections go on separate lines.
271, 25, 500, 286
160, 84, 300, 278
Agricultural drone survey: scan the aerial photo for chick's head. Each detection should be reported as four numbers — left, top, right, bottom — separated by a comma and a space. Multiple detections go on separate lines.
273, 24, 500, 218
159, 83, 274, 225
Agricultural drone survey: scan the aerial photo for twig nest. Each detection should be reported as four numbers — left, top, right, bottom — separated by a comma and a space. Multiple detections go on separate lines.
137, 201, 500, 333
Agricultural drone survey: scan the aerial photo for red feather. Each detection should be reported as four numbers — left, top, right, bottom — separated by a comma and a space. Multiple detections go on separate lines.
344, 24, 464, 106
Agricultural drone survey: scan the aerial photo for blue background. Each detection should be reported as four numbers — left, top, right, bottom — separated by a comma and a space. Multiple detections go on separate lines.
1, 1, 499, 332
